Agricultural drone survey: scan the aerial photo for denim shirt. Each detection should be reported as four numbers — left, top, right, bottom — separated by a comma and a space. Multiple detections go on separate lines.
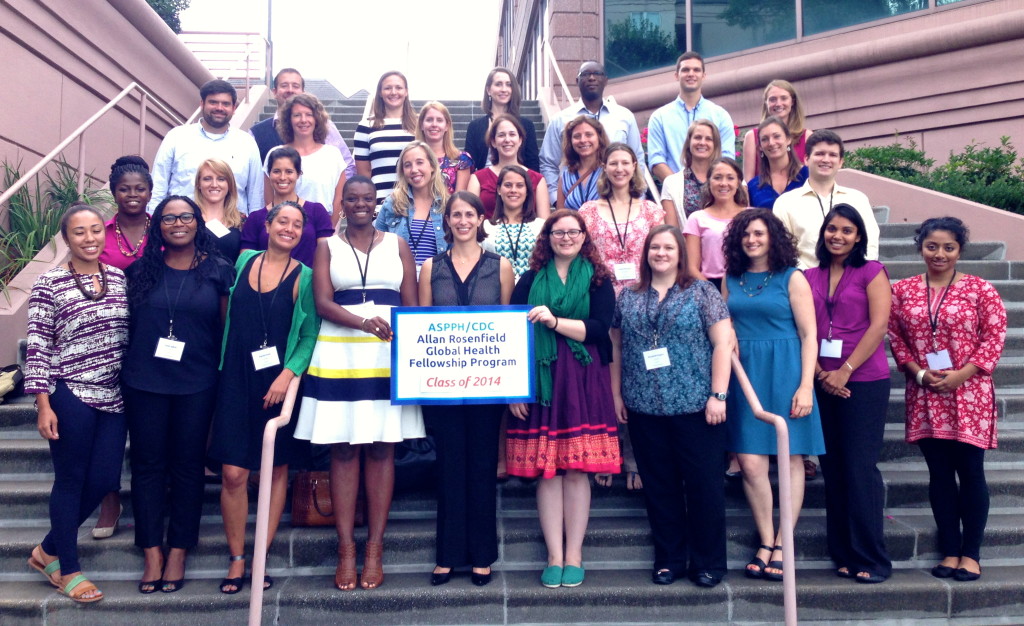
373, 191, 449, 260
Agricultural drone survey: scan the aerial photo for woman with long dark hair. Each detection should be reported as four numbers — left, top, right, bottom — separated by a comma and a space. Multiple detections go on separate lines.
122, 196, 235, 594
747, 116, 808, 209
683, 157, 748, 291
464, 67, 540, 172
482, 165, 544, 281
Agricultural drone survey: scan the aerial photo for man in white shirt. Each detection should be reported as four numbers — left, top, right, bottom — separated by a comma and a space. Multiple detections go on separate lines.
539, 61, 645, 191
646, 51, 736, 182
249, 67, 356, 177
149, 80, 264, 214
774, 129, 880, 269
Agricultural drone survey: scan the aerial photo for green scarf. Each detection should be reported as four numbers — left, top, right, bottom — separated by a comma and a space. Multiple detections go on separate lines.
528, 256, 594, 405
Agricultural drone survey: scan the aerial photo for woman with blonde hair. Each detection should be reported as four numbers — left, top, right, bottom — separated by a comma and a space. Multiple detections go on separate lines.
354, 71, 417, 205
742, 80, 812, 181
268, 93, 346, 222
416, 101, 473, 194
374, 141, 450, 268
194, 158, 244, 262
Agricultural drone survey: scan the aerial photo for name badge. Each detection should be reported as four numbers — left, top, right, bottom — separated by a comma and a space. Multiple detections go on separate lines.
206, 218, 231, 238
251, 346, 281, 371
415, 264, 422, 281
154, 337, 185, 361
819, 338, 843, 358
926, 349, 953, 370
643, 347, 671, 370
613, 262, 637, 282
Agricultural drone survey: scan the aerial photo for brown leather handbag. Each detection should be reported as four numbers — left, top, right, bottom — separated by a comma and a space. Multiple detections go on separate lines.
290, 471, 365, 527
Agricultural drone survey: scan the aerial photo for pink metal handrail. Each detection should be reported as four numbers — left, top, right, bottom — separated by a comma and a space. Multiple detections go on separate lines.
248, 375, 302, 626
731, 352, 797, 626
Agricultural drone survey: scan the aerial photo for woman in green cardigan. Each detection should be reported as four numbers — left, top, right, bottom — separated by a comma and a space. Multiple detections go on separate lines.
208, 201, 320, 594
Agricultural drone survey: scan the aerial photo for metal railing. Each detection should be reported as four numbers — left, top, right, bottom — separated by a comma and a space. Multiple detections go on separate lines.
249, 375, 302, 626
178, 31, 272, 104
730, 352, 798, 626
0, 82, 187, 212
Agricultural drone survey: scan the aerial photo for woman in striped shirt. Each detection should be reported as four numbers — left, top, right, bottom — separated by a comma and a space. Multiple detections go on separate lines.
353, 71, 417, 205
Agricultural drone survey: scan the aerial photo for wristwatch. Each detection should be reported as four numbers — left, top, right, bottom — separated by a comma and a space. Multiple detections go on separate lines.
711, 391, 728, 401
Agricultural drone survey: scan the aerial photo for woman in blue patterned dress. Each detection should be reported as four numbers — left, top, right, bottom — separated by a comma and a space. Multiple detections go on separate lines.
482, 165, 544, 281
610, 224, 734, 588
722, 208, 824, 581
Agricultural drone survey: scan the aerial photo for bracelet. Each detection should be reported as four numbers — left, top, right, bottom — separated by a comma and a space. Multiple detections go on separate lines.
843, 361, 855, 372
552, 317, 559, 330
361, 318, 368, 331
915, 369, 927, 386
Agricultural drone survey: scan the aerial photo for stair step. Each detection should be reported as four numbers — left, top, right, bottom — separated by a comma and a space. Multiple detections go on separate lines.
878, 240, 1004, 261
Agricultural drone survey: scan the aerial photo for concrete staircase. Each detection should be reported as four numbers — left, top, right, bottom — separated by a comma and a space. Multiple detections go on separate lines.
2, 209, 1024, 624
258, 98, 547, 158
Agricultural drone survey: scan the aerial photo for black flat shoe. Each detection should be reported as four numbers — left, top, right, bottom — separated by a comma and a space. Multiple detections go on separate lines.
161, 578, 184, 593
954, 568, 981, 582
430, 570, 452, 586
855, 572, 888, 584
692, 572, 722, 588
652, 569, 675, 585
219, 576, 244, 594
471, 571, 492, 586
263, 574, 273, 590
138, 579, 162, 594
931, 564, 956, 578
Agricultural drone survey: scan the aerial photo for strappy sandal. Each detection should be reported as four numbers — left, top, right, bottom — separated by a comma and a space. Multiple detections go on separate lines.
593, 474, 613, 489
745, 544, 774, 579
60, 574, 103, 603
335, 543, 358, 591
27, 546, 61, 588
220, 555, 245, 594
764, 545, 784, 582
360, 541, 384, 589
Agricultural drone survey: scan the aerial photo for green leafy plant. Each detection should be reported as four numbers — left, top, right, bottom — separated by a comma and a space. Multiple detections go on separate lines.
146, 0, 191, 34
0, 159, 112, 290
843, 135, 934, 181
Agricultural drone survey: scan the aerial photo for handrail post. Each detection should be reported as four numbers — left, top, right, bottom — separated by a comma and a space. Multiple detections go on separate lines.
76, 137, 86, 196
138, 92, 148, 156
248, 375, 302, 626
730, 353, 797, 626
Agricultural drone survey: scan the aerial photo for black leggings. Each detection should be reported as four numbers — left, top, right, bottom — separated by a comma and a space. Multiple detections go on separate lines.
917, 438, 989, 561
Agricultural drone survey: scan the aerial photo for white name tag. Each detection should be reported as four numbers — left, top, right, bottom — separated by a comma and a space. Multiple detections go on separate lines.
643, 347, 671, 370
819, 338, 843, 358
613, 262, 637, 282
415, 264, 422, 281
154, 337, 185, 361
206, 218, 231, 238
926, 349, 953, 371
251, 346, 281, 371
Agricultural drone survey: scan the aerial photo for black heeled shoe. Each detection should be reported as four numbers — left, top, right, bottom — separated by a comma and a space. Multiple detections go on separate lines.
220, 555, 245, 595
471, 570, 492, 586
745, 544, 774, 579
430, 568, 452, 586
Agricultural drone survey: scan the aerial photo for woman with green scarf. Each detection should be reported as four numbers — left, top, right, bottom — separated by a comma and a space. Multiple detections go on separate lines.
508, 209, 621, 589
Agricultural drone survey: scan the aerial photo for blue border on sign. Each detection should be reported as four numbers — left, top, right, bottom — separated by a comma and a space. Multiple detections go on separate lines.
390, 305, 535, 405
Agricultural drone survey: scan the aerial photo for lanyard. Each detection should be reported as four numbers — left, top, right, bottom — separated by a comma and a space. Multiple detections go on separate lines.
821, 266, 847, 341
256, 253, 291, 348
162, 265, 191, 340
405, 215, 430, 256
609, 196, 633, 250
500, 221, 526, 267
814, 190, 834, 218
926, 271, 956, 338
642, 287, 673, 348
345, 229, 377, 303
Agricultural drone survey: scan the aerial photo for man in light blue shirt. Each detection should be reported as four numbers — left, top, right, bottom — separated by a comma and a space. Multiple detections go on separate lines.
647, 52, 736, 182
149, 80, 264, 214
539, 61, 645, 191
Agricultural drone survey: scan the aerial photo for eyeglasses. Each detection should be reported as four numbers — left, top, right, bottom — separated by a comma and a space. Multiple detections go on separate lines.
160, 213, 196, 225
550, 229, 583, 240
578, 71, 606, 80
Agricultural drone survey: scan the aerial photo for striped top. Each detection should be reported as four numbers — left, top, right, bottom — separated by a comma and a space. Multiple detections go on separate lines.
352, 118, 414, 205
25, 265, 130, 412
409, 218, 438, 266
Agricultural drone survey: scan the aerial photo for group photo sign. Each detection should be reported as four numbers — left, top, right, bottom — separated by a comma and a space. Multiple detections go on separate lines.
390, 305, 535, 405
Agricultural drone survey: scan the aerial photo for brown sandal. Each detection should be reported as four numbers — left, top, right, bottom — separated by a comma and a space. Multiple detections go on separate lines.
335, 543, 357, 591
28, 546, 61, 588
60, 574, 103, 603
360, 541, 384, 589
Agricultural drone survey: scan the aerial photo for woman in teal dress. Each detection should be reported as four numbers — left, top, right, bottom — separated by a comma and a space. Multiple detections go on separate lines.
722, 208, 824, 582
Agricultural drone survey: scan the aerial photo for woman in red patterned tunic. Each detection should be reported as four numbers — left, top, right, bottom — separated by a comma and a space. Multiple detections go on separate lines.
888, 217, 1006, 582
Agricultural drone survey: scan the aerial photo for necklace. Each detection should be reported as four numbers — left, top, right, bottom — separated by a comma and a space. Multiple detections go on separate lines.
68, 261, 107, 301
114, 214, 149, 258
739, 270, 773, 297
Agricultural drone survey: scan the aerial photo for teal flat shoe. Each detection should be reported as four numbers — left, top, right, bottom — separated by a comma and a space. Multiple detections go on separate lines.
540, 565, 562, 588
561, 565, 585, 587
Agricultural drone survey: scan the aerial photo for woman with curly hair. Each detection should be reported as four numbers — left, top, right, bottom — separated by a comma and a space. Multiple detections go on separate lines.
267, 93, 346, 222
556, 116, 609, 211
354, 71, 417, 205
121, 196, 235, 594
195, 158, 244, 262
722, 208, 823, 582
508, 209, 621, 588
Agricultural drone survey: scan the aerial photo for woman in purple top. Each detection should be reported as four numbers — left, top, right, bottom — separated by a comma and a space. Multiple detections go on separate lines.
25, 204, 130, 602
242, 146, 335, 267
806, 204, 892, 584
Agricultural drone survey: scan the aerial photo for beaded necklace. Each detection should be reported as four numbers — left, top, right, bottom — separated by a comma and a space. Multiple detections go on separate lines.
68, 261, 107, 301
738, 270, 773, 297
114, 215, 149, 258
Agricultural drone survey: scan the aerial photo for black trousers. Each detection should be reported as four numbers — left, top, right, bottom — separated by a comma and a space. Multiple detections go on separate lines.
424, 403, 503, 568
124, 385, 217, 550
917, 437, 989, 561
628, 408, 727, 579
816, 379, 892, 576
41, 381, 127, 574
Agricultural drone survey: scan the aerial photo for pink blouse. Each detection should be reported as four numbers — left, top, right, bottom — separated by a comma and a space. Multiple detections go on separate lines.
578, 199, 665, 295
